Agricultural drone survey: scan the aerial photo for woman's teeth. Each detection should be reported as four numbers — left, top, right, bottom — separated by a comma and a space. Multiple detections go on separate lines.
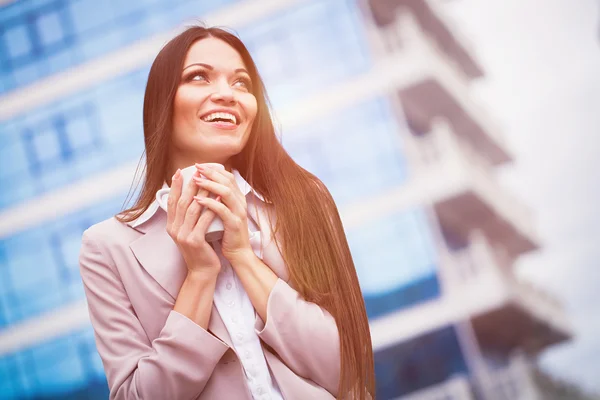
201, 112, 237, 124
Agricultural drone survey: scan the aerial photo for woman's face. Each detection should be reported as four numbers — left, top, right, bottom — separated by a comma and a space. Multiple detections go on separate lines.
171, 37, 257, 169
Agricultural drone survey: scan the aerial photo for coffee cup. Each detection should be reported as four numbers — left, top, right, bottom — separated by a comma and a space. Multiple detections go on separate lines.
156, 163, 225, 242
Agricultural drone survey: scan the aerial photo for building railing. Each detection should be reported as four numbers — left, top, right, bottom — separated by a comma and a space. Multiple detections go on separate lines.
442, 229, 569, 334
396, 375, 475, 400
377, 11, 510, 158
512, 278, 571, 334
484, 353, 542, 400
380, 10, 472, 87
412, 120, 539, 248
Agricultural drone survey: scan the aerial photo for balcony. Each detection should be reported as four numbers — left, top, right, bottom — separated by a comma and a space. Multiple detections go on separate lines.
393, 354, 545, 400
442, 231, 572, 354
395, 376, 475, 400
373, 11, 511, 165
410, 119, 539, 257
483, 353, 544, 400
367, 0, 483, 79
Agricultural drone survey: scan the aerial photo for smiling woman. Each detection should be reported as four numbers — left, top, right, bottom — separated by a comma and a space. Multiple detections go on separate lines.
171, 38, 257, 169
79, 26, 375, 400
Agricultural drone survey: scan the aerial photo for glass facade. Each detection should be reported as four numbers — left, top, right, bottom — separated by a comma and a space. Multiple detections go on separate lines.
0, 196, 123, 328
0, 327, 108, 399
0, 0, 243, 94
0, 0, 446, 398
374, 325, 470, 398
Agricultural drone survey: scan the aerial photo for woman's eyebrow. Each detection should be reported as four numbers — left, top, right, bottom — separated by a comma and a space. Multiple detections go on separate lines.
183, 62, 213, 71
182, 63, 249, 75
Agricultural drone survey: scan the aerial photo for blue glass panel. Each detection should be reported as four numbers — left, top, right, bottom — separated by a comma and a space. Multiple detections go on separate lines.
286, 98, 407, 206
79, 28, 124, 60
0, 356, 19, 399
0, 126, 28, 180
58, 230, 86, 274
0, 352, 35, 399
43, 48, 76, 75
375, 326, 470, 398
36, 9, 65, 47
364, 275, 440, 319
107, 0, 146, 21
29, 125, 63, 165
64, 112, 96, 152
0, 72, 15, 93
0, 179, 36, 209
12, 61, 41, 87
68, 0, 116, 35
38, 165, 76, 192
3, 23, 32, 60
28, 335, 87, 396
348, 209, 437, 295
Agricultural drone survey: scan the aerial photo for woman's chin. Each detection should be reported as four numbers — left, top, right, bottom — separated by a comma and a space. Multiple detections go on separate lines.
201, 140, 246, 160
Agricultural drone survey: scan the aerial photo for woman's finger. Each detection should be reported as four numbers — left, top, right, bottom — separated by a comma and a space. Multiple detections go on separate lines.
194, 196, 238, 228
167, 169, 183, 228
193, 177, 246, 216
195, 164, 236, 188
178, 199, 204, 239
173, 170, 201, 231
193, 199, 218, 236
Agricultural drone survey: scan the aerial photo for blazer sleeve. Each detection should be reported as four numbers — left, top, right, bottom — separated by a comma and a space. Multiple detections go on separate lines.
254, 278, 341, 397
79, 229, 229, 400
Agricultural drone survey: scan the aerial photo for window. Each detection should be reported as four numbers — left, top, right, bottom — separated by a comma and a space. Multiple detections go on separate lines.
0, 328, 110, 399
348, 209, 441, 317
0, 195, 123, 325
286, 98, 407, 206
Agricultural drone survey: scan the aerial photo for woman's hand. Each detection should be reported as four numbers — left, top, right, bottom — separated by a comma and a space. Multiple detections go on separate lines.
166, 168, 221, 277
192, 164, 254, 265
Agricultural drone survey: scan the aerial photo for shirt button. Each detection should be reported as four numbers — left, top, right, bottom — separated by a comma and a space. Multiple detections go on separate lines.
256, 386, 265, 395
244, 350, 251, 359
228, 300, 235, 307
226, 282, 232, 290
231, 316, 238, 323
236, 333, 244, 341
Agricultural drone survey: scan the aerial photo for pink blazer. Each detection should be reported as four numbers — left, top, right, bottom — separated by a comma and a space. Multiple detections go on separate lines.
79, 196, 340, 399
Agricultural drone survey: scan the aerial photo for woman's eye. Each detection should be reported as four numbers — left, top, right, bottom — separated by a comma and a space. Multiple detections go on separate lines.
187, 72, 207, 82
233, 78, 252, 91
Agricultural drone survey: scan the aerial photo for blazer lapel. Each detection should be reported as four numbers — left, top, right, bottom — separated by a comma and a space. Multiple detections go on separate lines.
128, 209, 233, 348
129, 211, 186, 301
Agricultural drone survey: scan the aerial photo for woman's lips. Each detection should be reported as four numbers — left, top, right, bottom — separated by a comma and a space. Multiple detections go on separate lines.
201, 119, 238, 130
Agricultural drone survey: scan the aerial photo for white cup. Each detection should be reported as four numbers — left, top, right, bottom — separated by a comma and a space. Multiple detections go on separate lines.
156, 163, 225, 242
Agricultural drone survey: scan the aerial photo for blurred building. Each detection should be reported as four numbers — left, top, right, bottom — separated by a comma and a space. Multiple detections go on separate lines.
0, 0, 572, 399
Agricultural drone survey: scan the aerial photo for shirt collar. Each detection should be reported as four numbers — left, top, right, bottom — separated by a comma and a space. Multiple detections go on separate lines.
130, 169, 265, 229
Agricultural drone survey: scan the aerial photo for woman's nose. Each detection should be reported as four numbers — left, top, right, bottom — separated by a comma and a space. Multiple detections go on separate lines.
210, 82, 236, 104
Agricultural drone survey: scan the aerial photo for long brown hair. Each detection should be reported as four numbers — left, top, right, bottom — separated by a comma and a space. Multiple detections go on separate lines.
117, 26, 375, 399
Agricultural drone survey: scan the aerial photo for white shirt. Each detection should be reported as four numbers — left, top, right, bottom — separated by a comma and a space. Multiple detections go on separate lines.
132, 170, 283, 400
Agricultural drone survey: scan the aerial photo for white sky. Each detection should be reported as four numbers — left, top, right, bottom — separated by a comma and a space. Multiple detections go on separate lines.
443, 0, 600, 393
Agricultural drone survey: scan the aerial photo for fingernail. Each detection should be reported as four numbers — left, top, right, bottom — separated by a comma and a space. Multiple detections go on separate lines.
194, 196, 205, 202
216, 196, 221, 202
172, 169, 181, 180
195, 163, 205, 170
